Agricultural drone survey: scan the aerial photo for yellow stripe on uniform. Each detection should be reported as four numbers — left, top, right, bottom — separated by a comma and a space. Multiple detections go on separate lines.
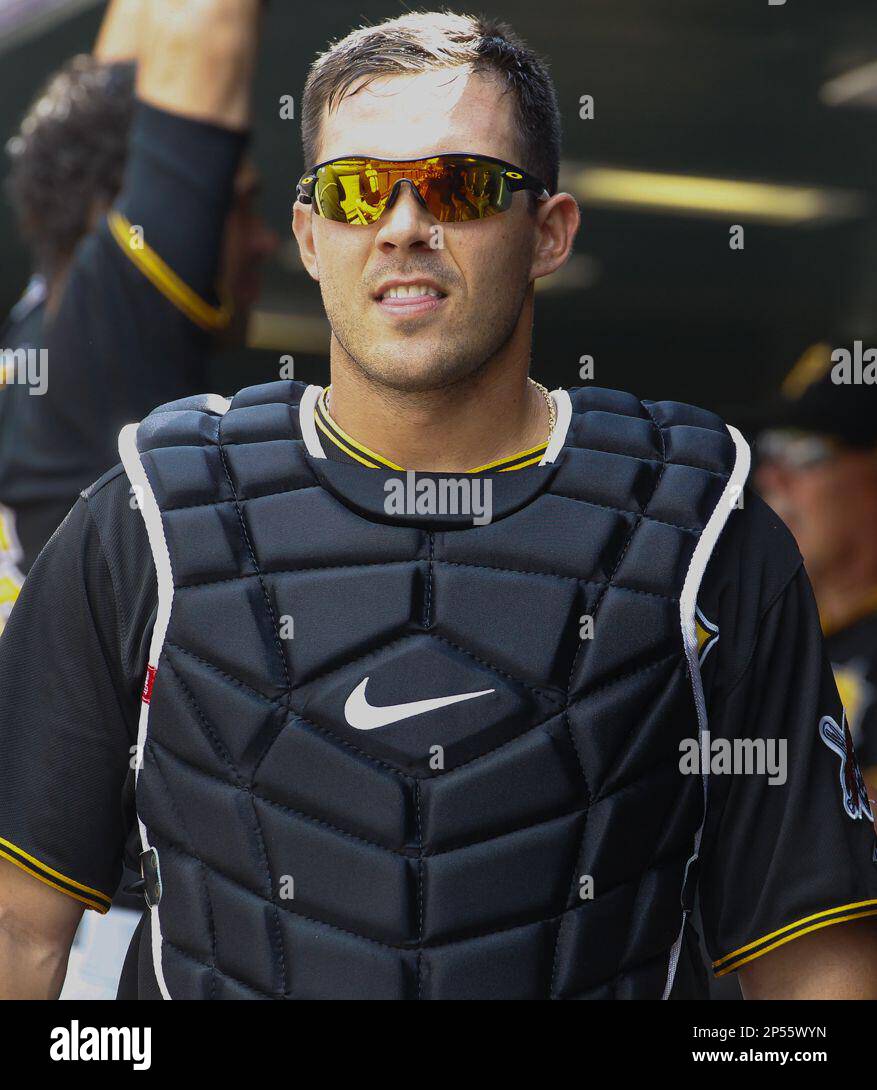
317, 386, 549, 473
0, 836, 112, 913
314, 411, 379, 468
713, 898, 877, 976
317, 388, 405, 470
497, 453, 547, 472
469, 441, 548, 473
108, 211, 231, 332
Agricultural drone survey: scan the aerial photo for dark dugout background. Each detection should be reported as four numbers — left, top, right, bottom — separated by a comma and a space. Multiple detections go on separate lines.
1, 0, 876, 420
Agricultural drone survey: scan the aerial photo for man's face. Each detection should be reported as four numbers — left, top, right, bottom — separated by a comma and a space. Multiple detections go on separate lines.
756, 442, 877, 580
294, 68, 542, 392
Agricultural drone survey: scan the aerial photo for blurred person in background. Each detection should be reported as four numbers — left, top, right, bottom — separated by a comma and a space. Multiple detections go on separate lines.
0, 0, 278, 601
0, 56, 135, 631
755, 340, 877, 797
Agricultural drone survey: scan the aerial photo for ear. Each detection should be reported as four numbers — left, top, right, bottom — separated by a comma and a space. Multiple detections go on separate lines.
529, 192, 581, 284
292, 202, 320, 282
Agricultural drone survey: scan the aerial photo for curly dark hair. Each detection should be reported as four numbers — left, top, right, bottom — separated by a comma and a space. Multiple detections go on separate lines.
5, 55, 135, 275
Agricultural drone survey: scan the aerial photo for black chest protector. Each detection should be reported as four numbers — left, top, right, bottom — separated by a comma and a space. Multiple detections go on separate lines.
119, 380, 748, 999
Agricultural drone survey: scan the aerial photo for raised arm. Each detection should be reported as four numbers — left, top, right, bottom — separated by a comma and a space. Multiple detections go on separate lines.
37, 0, 266, 512
137, 0, 263, 131
93, 0, 148, 64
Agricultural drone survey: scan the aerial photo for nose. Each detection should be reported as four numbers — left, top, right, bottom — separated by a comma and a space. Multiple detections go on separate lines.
374, 182, 436, 253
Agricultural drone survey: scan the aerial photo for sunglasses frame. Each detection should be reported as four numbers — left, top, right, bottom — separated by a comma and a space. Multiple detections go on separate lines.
295, 152, 550, 223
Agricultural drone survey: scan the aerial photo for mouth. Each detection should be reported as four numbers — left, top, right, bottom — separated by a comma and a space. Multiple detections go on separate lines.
373, 281, 448, 317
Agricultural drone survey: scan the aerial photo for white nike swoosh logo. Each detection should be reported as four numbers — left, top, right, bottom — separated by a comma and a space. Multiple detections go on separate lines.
344, 676, 495, 731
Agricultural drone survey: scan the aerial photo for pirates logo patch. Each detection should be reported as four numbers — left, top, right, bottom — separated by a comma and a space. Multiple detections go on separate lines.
819, 711, 873, 822
695, 606, 719, 666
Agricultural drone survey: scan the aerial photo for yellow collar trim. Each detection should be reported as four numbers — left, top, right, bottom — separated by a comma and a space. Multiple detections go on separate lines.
316, 386, 548, 473
314, 411, 379, 468
317, 387, 404, 470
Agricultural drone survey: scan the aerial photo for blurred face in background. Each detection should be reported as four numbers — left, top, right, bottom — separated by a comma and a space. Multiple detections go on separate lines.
293, 67, 546, 393
756, 433, 877, 583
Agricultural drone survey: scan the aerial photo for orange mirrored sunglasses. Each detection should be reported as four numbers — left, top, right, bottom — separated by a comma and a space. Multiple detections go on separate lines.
296, 153, 550, 225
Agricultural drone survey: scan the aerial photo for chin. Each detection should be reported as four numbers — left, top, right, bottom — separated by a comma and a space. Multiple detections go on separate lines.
362, 352, 477, 393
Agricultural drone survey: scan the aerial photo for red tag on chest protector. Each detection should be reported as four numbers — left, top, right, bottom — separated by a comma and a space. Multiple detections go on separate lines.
142, 665, 157, 705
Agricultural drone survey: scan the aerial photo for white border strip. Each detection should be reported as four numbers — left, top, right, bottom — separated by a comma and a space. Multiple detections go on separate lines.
118, 422, 173, 1001
298, 383, 326, 458
540, 388, 572, 465
118, 399, 231, 1001
661, 423, 751, 999
204, 394, 231, 415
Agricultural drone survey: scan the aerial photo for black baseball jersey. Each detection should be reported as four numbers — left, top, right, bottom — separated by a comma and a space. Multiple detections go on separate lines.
1, 411, 876, 995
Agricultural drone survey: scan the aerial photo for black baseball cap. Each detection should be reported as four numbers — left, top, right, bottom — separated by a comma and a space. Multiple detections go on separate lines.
749, 339, 877, 449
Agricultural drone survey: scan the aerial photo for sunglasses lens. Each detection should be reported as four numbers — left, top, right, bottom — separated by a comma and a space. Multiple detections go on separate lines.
313, 159, 388, 224
312, 156, 513, 224
420, 157, 511, 221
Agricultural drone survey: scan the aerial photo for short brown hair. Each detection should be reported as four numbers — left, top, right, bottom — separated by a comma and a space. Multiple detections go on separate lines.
301, 10, 561, 196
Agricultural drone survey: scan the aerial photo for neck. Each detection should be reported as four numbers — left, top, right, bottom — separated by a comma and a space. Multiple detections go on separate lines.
326, 339, 551, 473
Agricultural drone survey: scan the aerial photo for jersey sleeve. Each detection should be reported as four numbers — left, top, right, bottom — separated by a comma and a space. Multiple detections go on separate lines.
0, 474, 150, 911
109, 100, 248, 333
19, 103, 247, 534
698, 561, 877, 977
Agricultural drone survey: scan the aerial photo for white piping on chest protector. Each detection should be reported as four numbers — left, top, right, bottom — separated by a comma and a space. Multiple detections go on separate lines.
661, 423, 750, 999
118, 397, 231, 1000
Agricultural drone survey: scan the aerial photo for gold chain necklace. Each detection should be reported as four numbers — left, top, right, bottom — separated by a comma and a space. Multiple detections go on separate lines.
529, 378, 556, 436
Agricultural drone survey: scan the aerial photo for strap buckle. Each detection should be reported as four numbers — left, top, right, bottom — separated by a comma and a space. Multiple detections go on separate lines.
139, 847, 162, 908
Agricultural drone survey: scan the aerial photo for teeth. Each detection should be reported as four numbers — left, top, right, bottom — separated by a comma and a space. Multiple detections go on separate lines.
382, 284, 441, 300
